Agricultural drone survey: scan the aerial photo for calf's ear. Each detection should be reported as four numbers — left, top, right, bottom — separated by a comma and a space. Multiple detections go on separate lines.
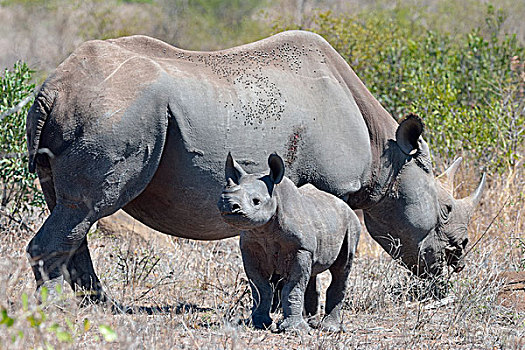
268, 153, 285, 184
225, 152, 246, 184
396, 114, 424, 155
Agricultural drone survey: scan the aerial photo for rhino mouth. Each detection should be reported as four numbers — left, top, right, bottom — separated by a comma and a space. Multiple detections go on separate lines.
220, 210, 250, 225
220, 207, 245, 217
445, 246, 465, 273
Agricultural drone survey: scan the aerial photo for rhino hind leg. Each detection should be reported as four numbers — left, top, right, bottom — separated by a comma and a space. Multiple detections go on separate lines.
304, 275, 320, 327
65, 237, 108, 305
26, 202, 98, 301
36, 161, 56, 211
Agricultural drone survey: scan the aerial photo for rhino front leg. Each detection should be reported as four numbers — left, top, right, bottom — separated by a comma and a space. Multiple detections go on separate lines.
279, 250, 312, 332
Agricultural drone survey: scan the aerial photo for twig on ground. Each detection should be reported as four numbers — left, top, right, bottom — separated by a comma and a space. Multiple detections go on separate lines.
463, 196, 511, 259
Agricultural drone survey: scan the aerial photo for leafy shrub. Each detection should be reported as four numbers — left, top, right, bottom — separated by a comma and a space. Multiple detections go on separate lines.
168, 0, 270, 50
0, 61, 44, 220
274, 5, 524, 172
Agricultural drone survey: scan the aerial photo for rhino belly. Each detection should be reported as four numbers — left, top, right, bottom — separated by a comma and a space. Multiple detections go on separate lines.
123, 182, 238, 240
122, 120, 239, 240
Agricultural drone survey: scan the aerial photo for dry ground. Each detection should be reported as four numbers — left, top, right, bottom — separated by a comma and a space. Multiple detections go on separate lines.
0, 167, 524, 349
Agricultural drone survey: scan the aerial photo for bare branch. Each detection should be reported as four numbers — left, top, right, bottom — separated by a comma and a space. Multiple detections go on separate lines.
0, 94, 33, 123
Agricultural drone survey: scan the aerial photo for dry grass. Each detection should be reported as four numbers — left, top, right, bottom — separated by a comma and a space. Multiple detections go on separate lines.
0, 163, 524, 349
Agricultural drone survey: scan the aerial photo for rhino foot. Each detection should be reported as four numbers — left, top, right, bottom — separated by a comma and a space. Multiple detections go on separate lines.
276, 316, 311, 333
252, 314, 274, 330
319, 317, 345, 333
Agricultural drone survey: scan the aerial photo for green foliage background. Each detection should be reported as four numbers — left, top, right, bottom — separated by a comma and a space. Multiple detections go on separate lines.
0, 62, 43, 218
0, 1, 523, 216
274, 5, 524, 172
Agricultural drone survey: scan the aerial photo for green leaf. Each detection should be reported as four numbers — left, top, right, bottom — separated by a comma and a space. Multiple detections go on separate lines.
27, 315, 37, 328
99, 324, 117, 342
48, 323, 59, 332
1, 308, 15, 328
65, 318, 75, 333
56, 329, 73, 343
21, 293, 28, 311
40, 286, 48, 303
44, 340, 54, 350
83, 318, 91, 332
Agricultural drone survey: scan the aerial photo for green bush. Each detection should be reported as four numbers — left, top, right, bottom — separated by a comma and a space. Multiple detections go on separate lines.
171, 0, 270, 50
0, 62, 44, 219
274, 5, 524, 172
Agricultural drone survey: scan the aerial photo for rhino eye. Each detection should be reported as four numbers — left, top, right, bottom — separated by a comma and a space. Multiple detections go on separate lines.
440, 204, 453, 221
252, 198, 261, 206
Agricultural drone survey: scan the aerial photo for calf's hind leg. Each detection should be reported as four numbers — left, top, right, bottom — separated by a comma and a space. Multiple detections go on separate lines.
304, 275, 320, 327
322, 228, 359, 332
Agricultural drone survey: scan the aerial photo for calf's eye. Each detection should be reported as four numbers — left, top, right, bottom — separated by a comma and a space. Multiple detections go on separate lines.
253, 198, 261, 206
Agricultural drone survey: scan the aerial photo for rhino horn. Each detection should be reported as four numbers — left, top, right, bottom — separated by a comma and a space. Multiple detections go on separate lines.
227, 178, 237, 187
455, 172, 486, 217
463, 173, 486, 210
436, 157, 462, 195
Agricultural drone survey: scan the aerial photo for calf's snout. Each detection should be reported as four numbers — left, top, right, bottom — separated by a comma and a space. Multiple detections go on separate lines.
217, 195, 243, 215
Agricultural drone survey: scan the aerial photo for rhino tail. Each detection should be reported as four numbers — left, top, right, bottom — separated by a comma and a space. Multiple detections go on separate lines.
26, 83, 57, 173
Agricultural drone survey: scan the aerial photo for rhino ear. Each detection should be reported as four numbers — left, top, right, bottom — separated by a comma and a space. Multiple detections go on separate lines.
268, 153, 285, 185
396, 114, 424, 155
225, 152, 246, 184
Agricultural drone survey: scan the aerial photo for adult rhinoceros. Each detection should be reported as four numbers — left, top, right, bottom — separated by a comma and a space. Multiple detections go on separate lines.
26, 30, 485, 303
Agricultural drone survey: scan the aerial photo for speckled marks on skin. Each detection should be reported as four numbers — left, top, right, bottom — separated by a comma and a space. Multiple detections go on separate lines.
109, 34, 329, 129
230, 74, 285, 129
186, 42, 326, 128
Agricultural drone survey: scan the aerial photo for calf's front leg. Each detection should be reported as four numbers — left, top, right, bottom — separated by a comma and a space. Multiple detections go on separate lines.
279, 250, 312, 332
240, 240, 273, 329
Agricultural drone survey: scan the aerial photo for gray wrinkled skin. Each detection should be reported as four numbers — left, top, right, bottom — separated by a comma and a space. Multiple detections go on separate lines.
218, 153, 360, 332
26, 30, 485, 303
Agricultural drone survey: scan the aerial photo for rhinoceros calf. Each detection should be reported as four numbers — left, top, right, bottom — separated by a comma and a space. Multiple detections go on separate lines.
218, 153, 360, 332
